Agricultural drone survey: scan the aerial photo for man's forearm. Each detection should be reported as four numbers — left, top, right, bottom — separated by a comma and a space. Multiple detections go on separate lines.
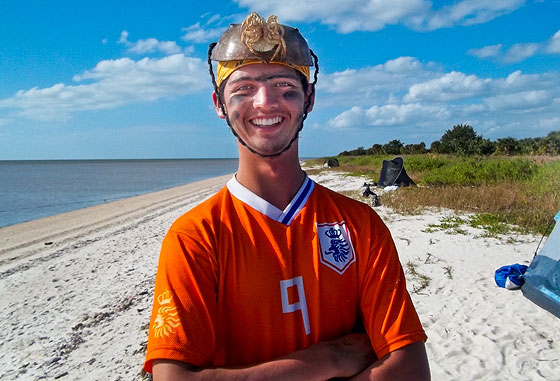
349, 341, 430, 381
153, 334, 375, 381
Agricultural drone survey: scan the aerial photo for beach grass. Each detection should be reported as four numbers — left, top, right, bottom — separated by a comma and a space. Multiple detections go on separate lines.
307, 155, 560, 234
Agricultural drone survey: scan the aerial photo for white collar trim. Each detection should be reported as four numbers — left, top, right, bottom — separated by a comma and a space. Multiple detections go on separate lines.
227, 175, 314, 226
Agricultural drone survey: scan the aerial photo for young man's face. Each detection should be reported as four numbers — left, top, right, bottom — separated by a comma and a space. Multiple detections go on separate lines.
213, 63, 313, 157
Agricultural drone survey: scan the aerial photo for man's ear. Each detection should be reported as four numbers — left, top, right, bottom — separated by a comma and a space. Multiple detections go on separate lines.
305, 84, 315, 113
212, 91, 226, 119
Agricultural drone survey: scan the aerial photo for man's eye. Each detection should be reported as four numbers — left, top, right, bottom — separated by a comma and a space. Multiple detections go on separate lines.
235, 85, 252, 91
275, 82, 293, 87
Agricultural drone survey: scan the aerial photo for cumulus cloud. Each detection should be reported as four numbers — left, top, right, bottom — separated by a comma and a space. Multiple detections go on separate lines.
545, 29, 560, 54
318, 57, 435, 107
326, 102, 452, 130
181, 22, 227, 44
366, 103, 450, 126
468, 44, 502, 59
484, 90, 551, 111
499, 70, 546, 90
502, 42, 541, 63
118, 31, 182, 55
404, 71, 490, 102
470, 29, 560, 63
423, 0, 524, 30
326, 106, 365, 128
321, 55, 560, 136
0, 54, 208, 121
234, 0, 523, 33
181, 14, 242, 43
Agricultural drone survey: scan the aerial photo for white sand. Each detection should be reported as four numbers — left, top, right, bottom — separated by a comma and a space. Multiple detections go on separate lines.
0, 171, 558, 380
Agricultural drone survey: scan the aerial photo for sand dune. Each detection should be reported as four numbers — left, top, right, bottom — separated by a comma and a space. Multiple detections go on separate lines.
0, 171, 558, 380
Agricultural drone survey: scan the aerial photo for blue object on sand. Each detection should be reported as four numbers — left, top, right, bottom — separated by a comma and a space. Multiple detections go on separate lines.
495, 264, 528, 289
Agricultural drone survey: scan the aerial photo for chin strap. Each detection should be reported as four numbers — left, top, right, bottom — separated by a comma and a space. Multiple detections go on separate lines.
207, 44, 319, 158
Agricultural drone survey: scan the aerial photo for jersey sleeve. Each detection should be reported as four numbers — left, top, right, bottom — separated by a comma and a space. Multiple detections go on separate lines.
359, 213, 427, 360
143, 221, 219, 373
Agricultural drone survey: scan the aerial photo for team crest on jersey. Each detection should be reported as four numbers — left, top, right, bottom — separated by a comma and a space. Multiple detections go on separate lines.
317, 222, 356, 274
152, 289, 180, 338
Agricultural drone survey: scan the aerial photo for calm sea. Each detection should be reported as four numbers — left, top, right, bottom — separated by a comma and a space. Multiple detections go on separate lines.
0, 159, 239, 228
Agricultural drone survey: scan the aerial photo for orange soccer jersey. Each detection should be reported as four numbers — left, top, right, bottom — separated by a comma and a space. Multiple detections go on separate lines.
144, 176, 426, 372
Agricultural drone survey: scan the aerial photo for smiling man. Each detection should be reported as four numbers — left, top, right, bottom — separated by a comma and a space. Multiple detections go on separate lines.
144, 12, 430, 380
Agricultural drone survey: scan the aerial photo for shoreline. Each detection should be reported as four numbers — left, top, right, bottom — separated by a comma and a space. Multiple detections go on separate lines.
0, 158, 240, 229
1, 170, 559, 380
0, 174, 233, 261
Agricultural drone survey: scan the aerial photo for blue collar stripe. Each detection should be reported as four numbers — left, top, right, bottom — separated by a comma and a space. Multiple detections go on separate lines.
281, 178, 314, 225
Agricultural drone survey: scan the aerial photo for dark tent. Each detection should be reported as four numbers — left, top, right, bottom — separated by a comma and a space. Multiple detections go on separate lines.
378, 156, 416, 187
324, 158, 340, 168
521, 211, 560, 318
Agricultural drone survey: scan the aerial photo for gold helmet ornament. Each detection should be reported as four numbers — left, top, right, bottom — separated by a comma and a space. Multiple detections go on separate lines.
207, 12, 319, 158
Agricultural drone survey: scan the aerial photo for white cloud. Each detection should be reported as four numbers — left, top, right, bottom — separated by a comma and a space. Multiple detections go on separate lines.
545, 29, 560, 54
118, 30, 182, 55
234, 0, 523, 33
383, 56, 424, 73
318, 57, 435, 107
405, 71, 490, 102
468, 44, 502, 59
503, 42, 541, 63
326, 106, 365, 128
502, 70, 532, 88
325, 103, 451, 130
365, 103, 450, 126
320, 54, 560, 139
181, 14, 243, 44
424, 0, 524, 30
237, 0, 427, 32
484, 90, 551, 111
181, 22, 227, 44
497, 70, 558, 92
470, 29, 560, 63
0, 54, 208, 121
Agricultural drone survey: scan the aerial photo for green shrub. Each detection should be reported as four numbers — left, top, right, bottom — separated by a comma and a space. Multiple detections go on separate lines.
314, 154, 559, 233
421, 157, 537, 186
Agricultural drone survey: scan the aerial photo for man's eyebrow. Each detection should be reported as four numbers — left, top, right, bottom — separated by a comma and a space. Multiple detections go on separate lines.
228, 73, 300, 84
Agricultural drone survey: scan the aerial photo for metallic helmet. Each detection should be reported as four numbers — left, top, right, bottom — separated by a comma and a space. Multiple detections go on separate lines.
210, 12, 313, 66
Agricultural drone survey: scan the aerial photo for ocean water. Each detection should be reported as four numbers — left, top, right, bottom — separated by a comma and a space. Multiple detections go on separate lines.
0, 159, 239, 228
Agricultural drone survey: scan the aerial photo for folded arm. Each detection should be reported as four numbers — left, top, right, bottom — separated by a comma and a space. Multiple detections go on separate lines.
349, 340, 430, 381
152, 333, 375, 381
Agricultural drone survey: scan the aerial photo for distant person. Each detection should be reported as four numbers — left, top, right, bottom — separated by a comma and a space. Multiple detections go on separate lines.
144, 11, 430, 380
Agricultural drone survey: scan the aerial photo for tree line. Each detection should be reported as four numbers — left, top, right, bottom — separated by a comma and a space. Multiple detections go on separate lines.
339, 124, 560, 156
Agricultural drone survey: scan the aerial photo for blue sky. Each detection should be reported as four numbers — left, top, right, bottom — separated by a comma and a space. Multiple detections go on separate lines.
1, 0, 559, 159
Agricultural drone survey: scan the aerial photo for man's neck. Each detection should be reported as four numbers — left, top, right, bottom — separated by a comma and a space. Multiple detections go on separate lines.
236, 145, 306, 210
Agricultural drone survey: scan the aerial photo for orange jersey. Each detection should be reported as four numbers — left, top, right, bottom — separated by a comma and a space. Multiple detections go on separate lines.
144, 176, 426, 372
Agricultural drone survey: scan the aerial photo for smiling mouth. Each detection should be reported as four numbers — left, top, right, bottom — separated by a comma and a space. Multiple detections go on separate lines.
251, 116, 283, 126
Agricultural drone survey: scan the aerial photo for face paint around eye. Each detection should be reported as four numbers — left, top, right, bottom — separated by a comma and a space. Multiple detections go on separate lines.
230, 110, 240, 122
229, 94, 249, 106
282, 90, 304, 101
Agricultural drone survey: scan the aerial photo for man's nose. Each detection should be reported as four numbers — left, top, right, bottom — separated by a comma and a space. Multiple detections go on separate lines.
253, 85, 279, 109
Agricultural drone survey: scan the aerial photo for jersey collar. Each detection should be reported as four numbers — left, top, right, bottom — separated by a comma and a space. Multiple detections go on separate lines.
227, 175, 314, 226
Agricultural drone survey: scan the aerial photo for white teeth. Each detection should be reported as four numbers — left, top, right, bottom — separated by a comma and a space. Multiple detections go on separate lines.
252, 116, 282, 126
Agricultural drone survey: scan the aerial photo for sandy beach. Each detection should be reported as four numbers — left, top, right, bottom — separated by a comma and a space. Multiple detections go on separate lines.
0, 171, 558, 380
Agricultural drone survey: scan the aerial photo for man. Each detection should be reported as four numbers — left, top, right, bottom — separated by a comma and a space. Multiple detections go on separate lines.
144, 12, 430, 380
